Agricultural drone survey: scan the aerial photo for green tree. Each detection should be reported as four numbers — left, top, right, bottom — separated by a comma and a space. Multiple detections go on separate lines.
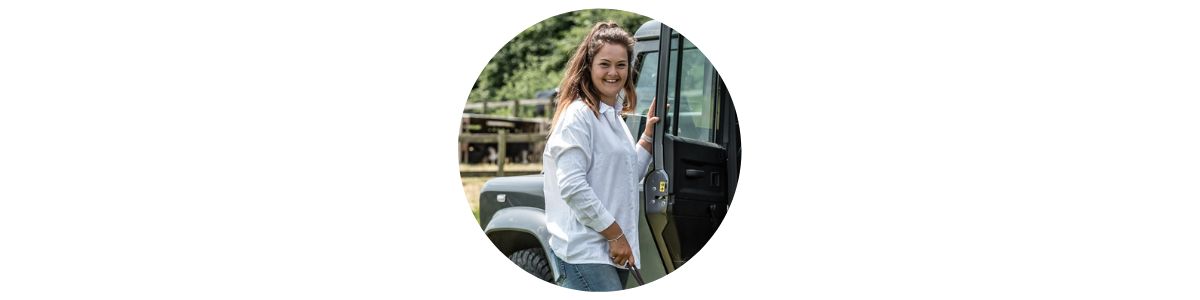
469, 9, 651, 107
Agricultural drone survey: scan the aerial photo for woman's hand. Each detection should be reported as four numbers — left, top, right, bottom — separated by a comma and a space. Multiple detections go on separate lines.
643, 97, 661, 138
601, 222, 635, 267
636, 98, 663, 154
608, 234, 635, 267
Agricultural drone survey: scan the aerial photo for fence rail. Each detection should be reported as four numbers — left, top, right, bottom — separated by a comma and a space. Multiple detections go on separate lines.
458, 132, 548, 143
463, 98, 553, 117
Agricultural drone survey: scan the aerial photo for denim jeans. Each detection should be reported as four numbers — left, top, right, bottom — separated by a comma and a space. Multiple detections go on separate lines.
552, 252, 629, 292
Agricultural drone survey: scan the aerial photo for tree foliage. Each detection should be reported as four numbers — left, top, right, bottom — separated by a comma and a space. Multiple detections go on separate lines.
469, 10, 651, 103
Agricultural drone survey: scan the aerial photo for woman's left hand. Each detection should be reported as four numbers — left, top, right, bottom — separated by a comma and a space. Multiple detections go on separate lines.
609, 234, 636, 268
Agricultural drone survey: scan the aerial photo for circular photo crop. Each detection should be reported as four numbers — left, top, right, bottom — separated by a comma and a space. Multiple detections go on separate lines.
459, 9, 741, 291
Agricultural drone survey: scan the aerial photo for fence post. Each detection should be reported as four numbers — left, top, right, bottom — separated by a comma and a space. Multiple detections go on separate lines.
497, 129, 507, 177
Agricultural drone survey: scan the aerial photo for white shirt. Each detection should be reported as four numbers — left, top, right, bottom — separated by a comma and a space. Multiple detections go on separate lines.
544, 99, 652, 268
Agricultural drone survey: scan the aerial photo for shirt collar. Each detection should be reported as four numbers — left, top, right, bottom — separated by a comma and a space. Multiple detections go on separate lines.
599, 100, 617, 115
601, 94, 627, 114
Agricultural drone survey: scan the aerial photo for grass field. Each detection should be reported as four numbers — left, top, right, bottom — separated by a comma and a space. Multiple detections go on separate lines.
461, 163, 542, 224
461, 177, 489, 223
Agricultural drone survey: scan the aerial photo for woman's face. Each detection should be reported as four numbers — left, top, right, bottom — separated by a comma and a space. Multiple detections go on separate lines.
590, 43, 629, 105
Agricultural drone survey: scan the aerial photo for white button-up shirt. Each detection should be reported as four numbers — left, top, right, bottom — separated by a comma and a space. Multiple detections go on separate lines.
544, 99, 651, 268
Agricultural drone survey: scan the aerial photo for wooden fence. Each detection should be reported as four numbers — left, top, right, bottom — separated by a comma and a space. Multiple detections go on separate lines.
463, 98, 552, 117
459, 129, 548, 177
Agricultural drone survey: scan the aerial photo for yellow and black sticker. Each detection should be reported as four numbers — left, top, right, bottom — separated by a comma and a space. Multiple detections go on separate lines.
658, 181, 666, 192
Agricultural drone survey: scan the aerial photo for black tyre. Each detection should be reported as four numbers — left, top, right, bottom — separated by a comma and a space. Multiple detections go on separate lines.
509, 248, 553, 282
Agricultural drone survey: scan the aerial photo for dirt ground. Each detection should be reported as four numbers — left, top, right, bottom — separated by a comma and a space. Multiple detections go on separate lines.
459, 163, 542, 172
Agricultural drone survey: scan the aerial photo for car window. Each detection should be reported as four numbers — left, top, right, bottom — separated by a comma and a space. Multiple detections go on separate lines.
632, 37, 719, 144
634, 51, 658, 119
668, 38, 718, 143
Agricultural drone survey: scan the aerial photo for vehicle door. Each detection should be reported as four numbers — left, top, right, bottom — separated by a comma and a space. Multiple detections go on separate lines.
628, 24, 736, 271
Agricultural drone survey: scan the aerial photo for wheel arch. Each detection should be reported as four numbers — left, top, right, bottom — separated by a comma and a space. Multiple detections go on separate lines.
484, 206, 559, 281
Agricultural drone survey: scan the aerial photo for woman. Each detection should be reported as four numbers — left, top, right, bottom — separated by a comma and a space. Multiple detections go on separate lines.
542, 21, 659, 292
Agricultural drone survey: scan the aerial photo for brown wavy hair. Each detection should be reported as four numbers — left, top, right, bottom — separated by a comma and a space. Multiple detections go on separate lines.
549, 21, 637, 133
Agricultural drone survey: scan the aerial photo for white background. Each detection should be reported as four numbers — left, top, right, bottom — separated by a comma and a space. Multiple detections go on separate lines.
3, 1, 1199, 299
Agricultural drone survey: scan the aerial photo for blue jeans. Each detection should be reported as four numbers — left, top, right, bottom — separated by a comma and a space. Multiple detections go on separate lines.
552, 252, 629, 292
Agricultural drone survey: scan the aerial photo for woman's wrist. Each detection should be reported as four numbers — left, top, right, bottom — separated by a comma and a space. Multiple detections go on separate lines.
606, 233, 625, 243
601, 222, 623, 240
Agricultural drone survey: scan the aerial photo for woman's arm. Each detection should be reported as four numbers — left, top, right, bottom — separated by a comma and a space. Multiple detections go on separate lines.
558, 137, 634, 267
637, 138, 652, 153
554, 148, 617, 233
635, 98, 660, 163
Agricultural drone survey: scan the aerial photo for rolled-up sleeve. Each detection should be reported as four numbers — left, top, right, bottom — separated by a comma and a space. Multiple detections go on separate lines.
555, 149, 615, 232
546, 106, 615, 233
635, 141, 652, 172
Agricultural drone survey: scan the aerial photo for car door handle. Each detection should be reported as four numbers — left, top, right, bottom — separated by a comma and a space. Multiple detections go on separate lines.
685, 169, 705, 178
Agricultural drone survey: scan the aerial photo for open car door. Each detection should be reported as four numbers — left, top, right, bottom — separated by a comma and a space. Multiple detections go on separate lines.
630, 22, 739, 275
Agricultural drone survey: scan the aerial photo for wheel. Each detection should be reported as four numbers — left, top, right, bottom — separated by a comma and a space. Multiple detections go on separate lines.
509, 248, 553, 282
